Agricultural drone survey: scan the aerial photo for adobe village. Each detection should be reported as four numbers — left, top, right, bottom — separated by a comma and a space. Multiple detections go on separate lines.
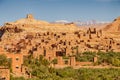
0, 14, 120, 79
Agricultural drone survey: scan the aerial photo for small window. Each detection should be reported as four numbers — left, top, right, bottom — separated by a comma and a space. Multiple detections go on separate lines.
16, 58, 19, 61
16, 66, 19, 69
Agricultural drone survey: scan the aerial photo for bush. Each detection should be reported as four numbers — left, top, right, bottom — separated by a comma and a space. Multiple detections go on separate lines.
75, 51, 96, 62
10, 75, 25, 80
0, 54, 11, 68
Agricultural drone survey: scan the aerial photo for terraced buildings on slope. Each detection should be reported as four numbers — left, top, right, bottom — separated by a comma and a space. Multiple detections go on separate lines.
0, 14, 120, 77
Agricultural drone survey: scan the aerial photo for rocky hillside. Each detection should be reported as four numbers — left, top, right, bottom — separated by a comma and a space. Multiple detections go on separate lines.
103, 17, 120, 32
1, 15, 120, 56
1, 14, 79, 33
0, 14, 80, 55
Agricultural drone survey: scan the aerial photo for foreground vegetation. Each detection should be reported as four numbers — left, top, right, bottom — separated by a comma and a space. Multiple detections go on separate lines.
0, 54, 11, 68
0, 51, 120, 80
11, 67, 120, 80
75, 51, 120, 66
11, 51, 120, 80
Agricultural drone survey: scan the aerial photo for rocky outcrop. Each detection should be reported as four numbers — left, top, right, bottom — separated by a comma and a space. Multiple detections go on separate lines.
0, 27, 5, 38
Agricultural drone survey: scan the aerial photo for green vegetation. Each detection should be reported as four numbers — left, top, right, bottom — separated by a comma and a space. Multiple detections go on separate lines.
76, 68, 120, 80
1, 51, 119, 80
11, 67, 120, 80
20, 52, 120, 80
10, 75, 25, 80
97, 51, 120, 66
51, 58, 58, 65
75, 51, 96, 62
0, 54, 11, 68
75, 51, 120, 67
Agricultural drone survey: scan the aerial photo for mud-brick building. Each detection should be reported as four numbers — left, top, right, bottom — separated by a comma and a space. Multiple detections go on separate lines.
0, 67, 10, 80
6, 53, 23, 74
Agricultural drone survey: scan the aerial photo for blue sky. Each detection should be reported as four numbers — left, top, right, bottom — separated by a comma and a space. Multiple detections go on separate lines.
0, 0, 120, 25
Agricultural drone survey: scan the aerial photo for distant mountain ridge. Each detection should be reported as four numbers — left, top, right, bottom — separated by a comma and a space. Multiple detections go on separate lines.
53, 20, 110, 26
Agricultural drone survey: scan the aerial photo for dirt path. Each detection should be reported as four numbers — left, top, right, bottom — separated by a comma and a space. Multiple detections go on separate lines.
54, 65, 120, 69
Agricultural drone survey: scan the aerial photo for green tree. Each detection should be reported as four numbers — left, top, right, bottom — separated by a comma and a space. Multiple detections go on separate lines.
112, 58, 120, 66
0, 54, 10, 67
51, 58, 57, 65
